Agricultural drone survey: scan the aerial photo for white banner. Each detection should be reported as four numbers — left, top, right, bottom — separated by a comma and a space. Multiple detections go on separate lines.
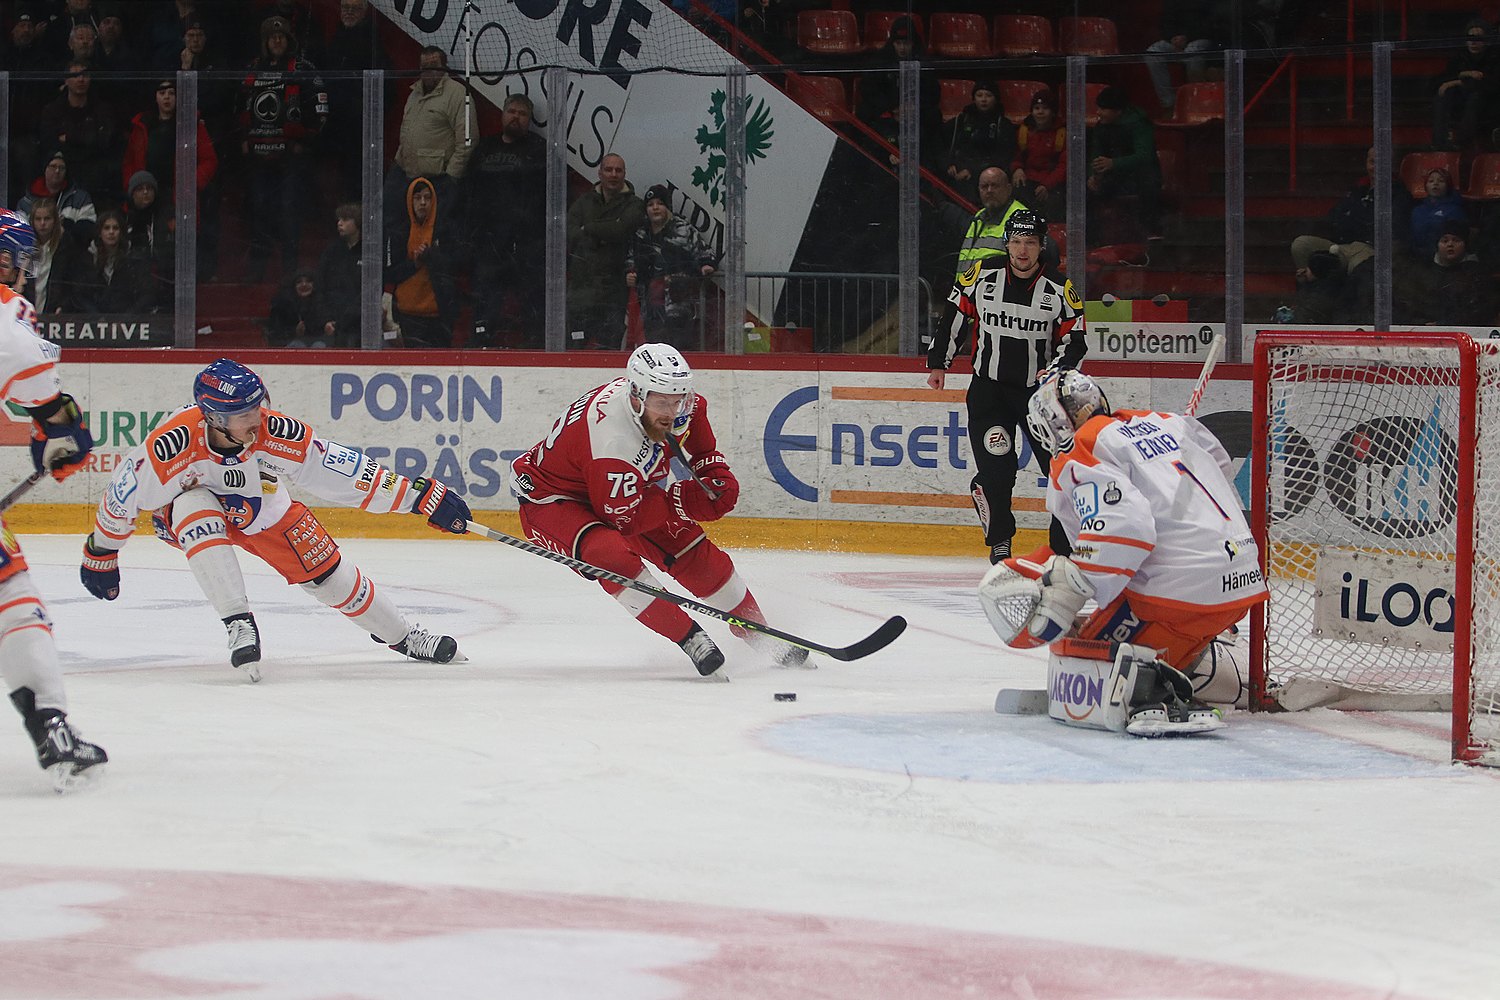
1313, 549, 1456, 652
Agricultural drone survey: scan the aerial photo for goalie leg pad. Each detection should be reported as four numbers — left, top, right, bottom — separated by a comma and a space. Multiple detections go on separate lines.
1184, 630, 1247, 708
1045, 639, 1125, 731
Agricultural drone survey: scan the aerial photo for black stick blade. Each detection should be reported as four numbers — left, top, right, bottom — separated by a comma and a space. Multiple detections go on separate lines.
821, 615, 907, 661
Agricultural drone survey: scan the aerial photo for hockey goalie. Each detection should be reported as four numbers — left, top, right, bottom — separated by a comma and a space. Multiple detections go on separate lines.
978, 369, 1268, 737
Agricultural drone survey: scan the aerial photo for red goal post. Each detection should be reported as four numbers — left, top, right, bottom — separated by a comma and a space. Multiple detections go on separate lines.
1250, 331, 1500, 764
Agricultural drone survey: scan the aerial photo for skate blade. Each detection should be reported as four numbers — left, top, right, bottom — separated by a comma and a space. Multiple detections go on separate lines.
1126, 715, 1226, 738
48, 761, 105, 794
236, 661, 262, 683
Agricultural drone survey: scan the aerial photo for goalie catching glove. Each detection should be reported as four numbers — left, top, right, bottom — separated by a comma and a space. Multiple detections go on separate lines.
978, 552, 1094, 648
27, 393, 93, 481
409, 477, 471, 534
80, 534, 120, 601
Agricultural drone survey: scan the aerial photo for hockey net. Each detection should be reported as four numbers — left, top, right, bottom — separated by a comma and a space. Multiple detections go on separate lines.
1250, 332, 1500, 764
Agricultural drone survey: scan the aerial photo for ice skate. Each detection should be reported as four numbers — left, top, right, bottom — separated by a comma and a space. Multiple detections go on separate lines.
381, 625, 463, 663
31, 711, 107, 793
1126, 699, 1225, 738
223, 612, 261, 682
679, 624, 725, 677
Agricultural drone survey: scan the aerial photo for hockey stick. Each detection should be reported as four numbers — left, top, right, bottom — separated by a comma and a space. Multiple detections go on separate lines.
0, 470, 47, 515
466, 520, 907, 661
1184, 330, 1227, 416
665, 434, 717, 500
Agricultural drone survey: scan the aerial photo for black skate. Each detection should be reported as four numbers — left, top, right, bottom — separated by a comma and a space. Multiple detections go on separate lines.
32, 711, 107, 793
223, 612, 261, 682
679, 624, 725, 677
380, 626, 462, 663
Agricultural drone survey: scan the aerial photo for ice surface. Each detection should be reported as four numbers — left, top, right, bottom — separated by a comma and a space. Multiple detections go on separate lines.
2, 534, 1497, 999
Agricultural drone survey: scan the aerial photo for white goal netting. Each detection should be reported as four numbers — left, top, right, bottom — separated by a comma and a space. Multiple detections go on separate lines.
1256, 335, 1500, 763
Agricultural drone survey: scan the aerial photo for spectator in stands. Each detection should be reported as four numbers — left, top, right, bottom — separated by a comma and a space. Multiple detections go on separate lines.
1410, 167, 1466, 257
42, 0, 98, 65
951, 166, 1027, 279
1408, 219, 1494, 325
74, 209, 155, 313
16, 150, 97, 246
856, 17, 942, 169
1145, 1, 1226, 115
385, 46, 476, 226
567, 153, 644, 350
1086, 86, 1162, 243
1292, 248, 1372, 326
122, 78, 218, 205
314, 0, 390, 202
266, 270, 328, 348
91, 3, 137, 71
37, 60, 119, 210
151, 0, 216, 68
1290, 146, 1412, 279
171, 18, 236, 154
24, 198, 87, 315
942, 81, 1016, 204
4, 6, 52, 208
122, 170, 174, 309
464, 92, 546, 349
238, 14, 328, 282
62, 20, 96, 69
1012, 89, 1066, 222
1433, 18, 1500, 151
626, 184, 719, 350
384, 176, 457, 348
315, 203, 363, 349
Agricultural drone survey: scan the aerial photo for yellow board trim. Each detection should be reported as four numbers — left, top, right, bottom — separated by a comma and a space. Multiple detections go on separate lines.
9, 503, 1051, 558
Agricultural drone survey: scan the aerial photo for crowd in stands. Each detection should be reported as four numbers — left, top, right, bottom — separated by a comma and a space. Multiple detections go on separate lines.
7, 0, 1500, 350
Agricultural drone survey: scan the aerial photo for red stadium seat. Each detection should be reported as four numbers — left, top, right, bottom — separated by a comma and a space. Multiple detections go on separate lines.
999, 80, 1050, 124
864, 11, 922, 51
1463, 154, 1500, 200
1400, 150, 1462, 199
797, 10, 861, 56
1162, 81, 1227, 127
787, 74, 848, 124
993, 15, 1054, 57
928, 13, 991, 58
1059, 83, 1107, 126
1059, 16, 1119, 56
939, 78, 975, 121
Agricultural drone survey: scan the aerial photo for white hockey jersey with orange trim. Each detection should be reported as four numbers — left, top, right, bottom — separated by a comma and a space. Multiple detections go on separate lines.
1047, 408, 1268, 620
0, 285, 63, 410
92, 406, 423, 551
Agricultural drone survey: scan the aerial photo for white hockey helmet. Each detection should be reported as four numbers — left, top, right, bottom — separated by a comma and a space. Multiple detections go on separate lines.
626, 343, 695, 426
1026, 368, 1109, 455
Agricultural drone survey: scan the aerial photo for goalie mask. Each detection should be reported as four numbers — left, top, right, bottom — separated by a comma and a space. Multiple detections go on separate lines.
625, 343, 695, 430
1026, 369, 1109, 455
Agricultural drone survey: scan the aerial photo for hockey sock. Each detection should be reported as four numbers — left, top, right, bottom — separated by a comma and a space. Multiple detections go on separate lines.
0, 575, 65, 713
171, 493, 250, 618
607, 566, 695, 643
300, 559, 409, 644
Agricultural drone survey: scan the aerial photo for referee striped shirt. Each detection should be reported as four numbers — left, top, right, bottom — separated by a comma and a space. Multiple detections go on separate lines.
928, 259, 1087, 387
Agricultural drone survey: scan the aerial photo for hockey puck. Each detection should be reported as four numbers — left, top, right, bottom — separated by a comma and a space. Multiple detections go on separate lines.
774, 692, 797, 702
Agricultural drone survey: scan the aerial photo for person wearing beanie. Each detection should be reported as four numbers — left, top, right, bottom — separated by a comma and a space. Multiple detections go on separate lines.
266, 269, 328, 348
625, 184, 719, 349
1433, 18, 1500, 150
17, 151, 98, 247
123, 167, 175, 310
1406, 216, 1494, 325
943, 79, 1017, 203
1013, 88, 1066, 219
1086, 86, 1163, 241
238, 8, 327, 281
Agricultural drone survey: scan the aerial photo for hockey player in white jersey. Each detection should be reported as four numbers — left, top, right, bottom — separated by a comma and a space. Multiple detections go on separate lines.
979, 368, 1268, 736
0, 210, 107, 791
80, 358, 473, 679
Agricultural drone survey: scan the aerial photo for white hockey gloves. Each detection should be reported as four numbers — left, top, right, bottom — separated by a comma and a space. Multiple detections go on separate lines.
979, 554, 1093, 649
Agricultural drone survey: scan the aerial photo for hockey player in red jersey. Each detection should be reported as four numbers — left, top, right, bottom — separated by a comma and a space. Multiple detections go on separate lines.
510, 344, 807, 676
979, 368, 1267, 736
80, 358, 472, 680
0, 210, 107, 791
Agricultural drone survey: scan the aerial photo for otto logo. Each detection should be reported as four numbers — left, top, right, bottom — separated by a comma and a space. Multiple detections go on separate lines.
1339, 573, 1454, 634
1051, 670, 1104, 721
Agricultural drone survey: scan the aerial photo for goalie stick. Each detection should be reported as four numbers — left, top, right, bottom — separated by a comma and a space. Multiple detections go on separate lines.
0, 469, 46, 515
466, 520, 907, 661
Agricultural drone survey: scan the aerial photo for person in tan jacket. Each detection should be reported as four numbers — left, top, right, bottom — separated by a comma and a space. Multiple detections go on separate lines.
384, 46, 475, 226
